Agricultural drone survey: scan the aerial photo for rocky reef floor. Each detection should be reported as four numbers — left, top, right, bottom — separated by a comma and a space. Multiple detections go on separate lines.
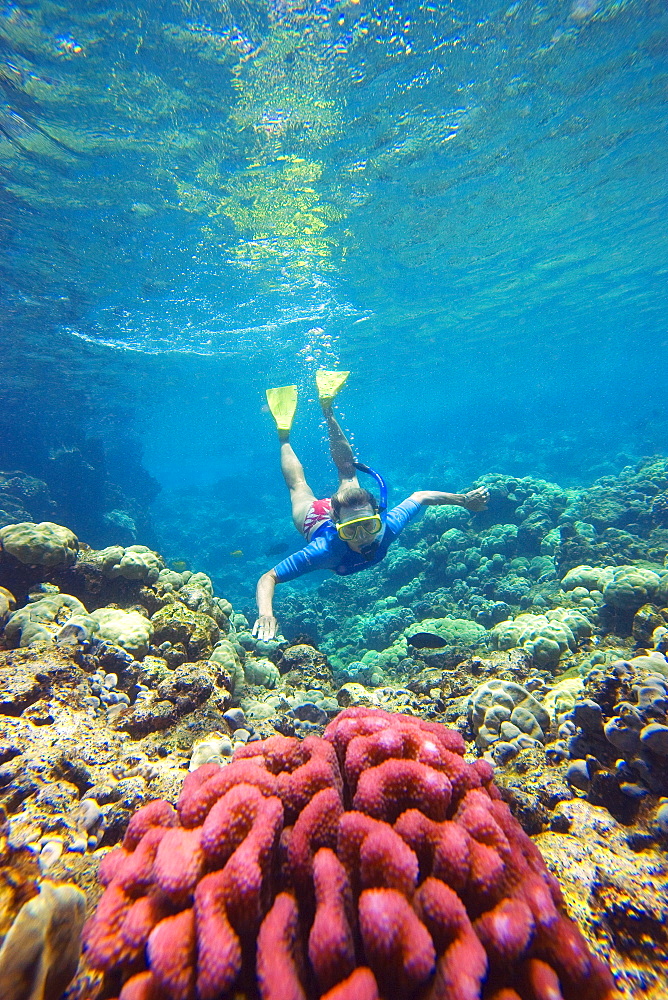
0, 493, 666, 999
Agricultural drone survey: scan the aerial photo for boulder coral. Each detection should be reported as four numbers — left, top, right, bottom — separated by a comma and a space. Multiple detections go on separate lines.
4, 592, 92, 647
490, 613, 579, 669
561, 657, 668, 804
404, 616, 487, 651
91, 545, 164, 584
0, 586, 15, 621
602, 566, 663, 613
0, 521, 78, 568
468, 679, 551, 754
83, 706, 613, 1000
150, 603, 219, 661
90, 607, 153, 659
560, 565, 614, 594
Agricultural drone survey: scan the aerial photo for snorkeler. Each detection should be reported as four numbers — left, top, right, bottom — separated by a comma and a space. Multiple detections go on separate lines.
252, 371, 489, 641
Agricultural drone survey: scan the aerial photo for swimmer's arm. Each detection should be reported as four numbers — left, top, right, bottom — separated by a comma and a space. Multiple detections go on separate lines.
409, 488, 489, 512
253, 570, 279, 641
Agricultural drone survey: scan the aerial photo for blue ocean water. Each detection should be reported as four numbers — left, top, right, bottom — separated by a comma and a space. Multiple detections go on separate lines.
1, 0, 667, 613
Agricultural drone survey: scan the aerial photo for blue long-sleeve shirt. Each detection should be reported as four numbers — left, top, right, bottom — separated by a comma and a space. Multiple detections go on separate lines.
272, 498, 422, 582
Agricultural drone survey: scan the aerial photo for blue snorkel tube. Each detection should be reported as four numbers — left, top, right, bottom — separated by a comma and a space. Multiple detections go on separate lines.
353, 461, 388, 518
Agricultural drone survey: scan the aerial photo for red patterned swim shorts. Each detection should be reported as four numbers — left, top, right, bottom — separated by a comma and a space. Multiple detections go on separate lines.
302, 498, 332, 540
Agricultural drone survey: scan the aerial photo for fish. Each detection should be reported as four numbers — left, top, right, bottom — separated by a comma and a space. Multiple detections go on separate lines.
265, 541, 290, 556
229, 549, 244, 558
407, 632, 448, 649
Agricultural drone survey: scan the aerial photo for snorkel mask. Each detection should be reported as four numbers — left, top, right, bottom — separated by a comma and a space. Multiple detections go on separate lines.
335, 513, 383, 541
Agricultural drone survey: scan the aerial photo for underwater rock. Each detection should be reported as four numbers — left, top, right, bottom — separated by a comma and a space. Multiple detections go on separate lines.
0, 646, 81, 716
536, 799, 668, 999
278, 643, 334, 689
112, 659, 233, 737
492, 746, 573, 833
150, 602, 219, 661
222, 707, 247, 731
336, 682, 377, 708
101, 509, 137, 546
631, 603, 668, 645
0, 474, 55, 529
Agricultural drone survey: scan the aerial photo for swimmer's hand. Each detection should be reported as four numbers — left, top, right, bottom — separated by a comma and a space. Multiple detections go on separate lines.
461, 487, 489, 512
253, 615, 278, 642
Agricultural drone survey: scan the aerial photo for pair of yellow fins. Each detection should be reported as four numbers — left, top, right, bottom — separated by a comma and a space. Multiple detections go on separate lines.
266, 370, 349, 432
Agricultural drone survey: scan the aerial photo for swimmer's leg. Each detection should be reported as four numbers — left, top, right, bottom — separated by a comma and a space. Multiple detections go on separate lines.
279, 437, 317, 534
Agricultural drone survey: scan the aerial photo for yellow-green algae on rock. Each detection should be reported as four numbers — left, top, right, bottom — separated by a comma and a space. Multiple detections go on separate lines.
536, 799, 668, 1000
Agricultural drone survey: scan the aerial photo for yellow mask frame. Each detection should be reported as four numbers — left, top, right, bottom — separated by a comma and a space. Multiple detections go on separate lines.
335, 515, 383, 541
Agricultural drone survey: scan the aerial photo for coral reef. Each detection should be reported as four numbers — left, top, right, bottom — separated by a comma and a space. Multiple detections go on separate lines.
83, 707, 613, 1000
4, 593, 90, 647
557, 655, 668, 815
1, 484, 668, 1000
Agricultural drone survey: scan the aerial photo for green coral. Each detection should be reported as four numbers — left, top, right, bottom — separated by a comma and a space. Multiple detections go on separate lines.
209, 639, 246, 694
4, 594, 91, 647
490, 612, 579, 669
543, 677, 584, 723
656, 574, 668, 607
546, 607, 593, 640
405, 617, 487, 647
0, 587, 15, 622
90, 607, 153, 658
243, 657, 280, 689
0, 522, 78, 567
91, 545, 164, 584
561, 564, 614, 593
602, 566, 663, 612
0, 878, 86, 1000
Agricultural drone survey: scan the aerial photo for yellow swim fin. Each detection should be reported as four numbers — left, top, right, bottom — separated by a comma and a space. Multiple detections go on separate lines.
266, 385, 298, 432
316, 369, 350, 404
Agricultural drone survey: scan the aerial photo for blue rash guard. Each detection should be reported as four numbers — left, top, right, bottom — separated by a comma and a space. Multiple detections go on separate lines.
272, 497, 422, 583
